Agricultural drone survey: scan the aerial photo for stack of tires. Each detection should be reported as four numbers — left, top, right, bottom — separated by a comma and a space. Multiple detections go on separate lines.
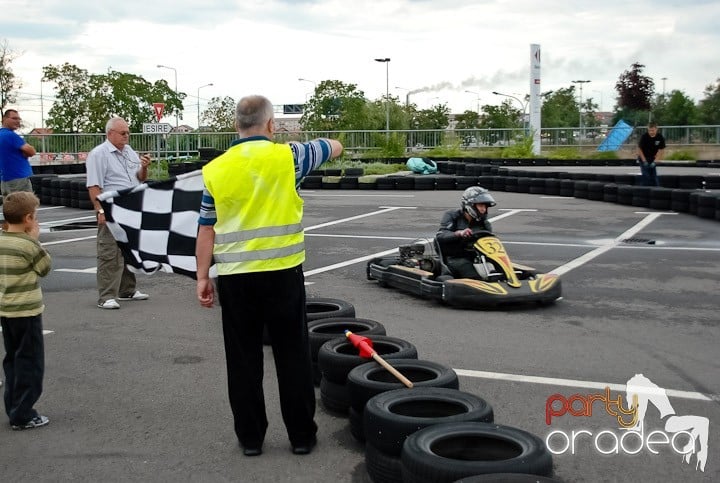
304, 302, 556, 482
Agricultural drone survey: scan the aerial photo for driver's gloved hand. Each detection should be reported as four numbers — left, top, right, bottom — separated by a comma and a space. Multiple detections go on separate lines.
455, 228, 473, 238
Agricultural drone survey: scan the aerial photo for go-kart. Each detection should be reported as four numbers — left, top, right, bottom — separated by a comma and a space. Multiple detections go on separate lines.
366, 230, 562, 308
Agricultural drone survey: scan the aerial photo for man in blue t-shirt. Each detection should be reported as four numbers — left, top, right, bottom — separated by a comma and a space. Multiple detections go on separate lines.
0, 110, 36, 196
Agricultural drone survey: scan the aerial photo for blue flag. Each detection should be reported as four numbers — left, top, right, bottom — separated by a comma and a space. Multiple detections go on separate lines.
597, 120, 633, 152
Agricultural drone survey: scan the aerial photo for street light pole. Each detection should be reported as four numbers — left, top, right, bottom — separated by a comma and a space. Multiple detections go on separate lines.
157, 64, 179, 157
395, 86, 411, 107
298, 78, 317, 104
464, 90, 481, 114
492, 91, 528, 131
374, 58, 391, 138
196, 83, 213, 130
571, 79, 591, 133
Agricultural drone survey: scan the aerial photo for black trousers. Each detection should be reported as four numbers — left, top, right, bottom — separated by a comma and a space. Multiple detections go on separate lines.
446, 256, 479, 279
2, 315, 44, 426
217, 265, 317, 448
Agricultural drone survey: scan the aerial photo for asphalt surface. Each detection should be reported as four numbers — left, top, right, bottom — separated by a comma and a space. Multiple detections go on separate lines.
1, 167, 719, 482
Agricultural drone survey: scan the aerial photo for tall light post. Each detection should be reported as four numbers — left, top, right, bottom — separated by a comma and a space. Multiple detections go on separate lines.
395, 86, 411, 107
492, 91, 528, 131
157, 64, 179, 157
661, 77, 668, 95
571, 79, 591, 132
464, 90, 481, 114
298, 78, 317, 103
196, 83, 213, 129
374, 58, 391, 138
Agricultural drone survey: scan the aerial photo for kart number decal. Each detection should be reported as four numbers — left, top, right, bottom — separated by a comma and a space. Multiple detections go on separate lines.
475, 237, 521, 288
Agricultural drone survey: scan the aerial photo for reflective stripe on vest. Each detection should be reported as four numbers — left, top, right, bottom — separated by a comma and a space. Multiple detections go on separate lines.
202, 140, 304, 275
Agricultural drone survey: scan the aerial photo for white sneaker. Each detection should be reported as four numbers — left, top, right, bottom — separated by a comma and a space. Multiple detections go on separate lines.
12, 415, 50, 430
118, 291, 149, 301
98, 299, 120, 309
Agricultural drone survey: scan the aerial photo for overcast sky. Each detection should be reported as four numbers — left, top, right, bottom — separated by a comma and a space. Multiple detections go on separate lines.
3, 0, 719, 130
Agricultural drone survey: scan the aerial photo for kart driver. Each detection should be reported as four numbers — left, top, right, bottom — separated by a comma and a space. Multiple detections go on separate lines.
436, 186, 496, 279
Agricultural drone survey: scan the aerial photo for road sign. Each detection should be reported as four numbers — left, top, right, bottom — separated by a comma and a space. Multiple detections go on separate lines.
142, 123, 173, 134
152, 103, 165, 122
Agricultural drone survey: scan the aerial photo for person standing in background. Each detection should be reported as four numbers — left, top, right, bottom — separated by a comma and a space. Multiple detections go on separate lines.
86, 117, 151, 310
0, 110, 36, 197
637, 122, 666, 186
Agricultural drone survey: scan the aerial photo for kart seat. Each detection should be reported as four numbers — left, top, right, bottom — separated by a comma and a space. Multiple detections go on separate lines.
433, 237, 455, 278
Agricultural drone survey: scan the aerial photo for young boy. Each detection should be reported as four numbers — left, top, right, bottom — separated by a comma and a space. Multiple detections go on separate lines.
1, 191, 52, 430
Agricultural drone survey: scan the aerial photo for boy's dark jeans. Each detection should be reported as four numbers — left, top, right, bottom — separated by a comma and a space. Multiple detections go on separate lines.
2, 315, 44, 425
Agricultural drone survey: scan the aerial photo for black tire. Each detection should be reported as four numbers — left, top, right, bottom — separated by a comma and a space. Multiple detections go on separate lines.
400, 422, 553, 483
264, 297, 356, 346
366, 441, 403, 483
364, 387, 494, 456
308, 317, 387, 361
349, 405, 365, 443
347, 360, 459, 413
318, 336, 418, 385
306, 297, 356, 321
320, 377, 351, 414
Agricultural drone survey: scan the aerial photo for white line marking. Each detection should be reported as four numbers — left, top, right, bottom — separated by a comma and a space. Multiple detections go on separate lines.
38, 206, 65, 211
305, 207, 415, 232
307, 234, 417, 241
548, 212, 667, 276
0, 328, 53, 336
39, 215, 96, 226
55, 267, 97, 273
453, 369, 717, 402
303, 209, 527, 277
304, 248, 399, 276
43, 235, 96, 246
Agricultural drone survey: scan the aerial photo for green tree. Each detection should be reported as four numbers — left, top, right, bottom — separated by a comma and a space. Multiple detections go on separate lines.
43, 63, 184, 133
652, 90, 698, 126
614, 62, 654, 125
300, 80, 368, 131
413, 103, 450, 130
479, 100, 520, 129
541, 87, 580, 128
698, 78, 720, 125
202, 96, 236, 131
0, 39, 22, 110
454, 110, 480, 130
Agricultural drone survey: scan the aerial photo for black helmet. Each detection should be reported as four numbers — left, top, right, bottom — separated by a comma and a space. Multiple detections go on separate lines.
461, 186, 496, 221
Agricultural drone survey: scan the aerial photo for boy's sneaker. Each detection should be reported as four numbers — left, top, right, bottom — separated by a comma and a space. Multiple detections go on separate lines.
12, 415, 49, 430
118, 291, 149, 301
98, 299, 120, 309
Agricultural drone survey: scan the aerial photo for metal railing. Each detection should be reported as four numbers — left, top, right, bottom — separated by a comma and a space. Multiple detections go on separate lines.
23, 125, 720, 164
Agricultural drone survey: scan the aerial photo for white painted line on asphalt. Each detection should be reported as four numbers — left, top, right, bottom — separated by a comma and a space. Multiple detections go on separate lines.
548, 212, 670, 277
55, 267, 97, 273
304, 248, 399, 277
453, 368, 717, 402
37, 206, 65, 211
304, 209, 528, 277
42, 235, 96, 246
307, 234, 417, 241
39, 215, 96, 226
305, 206, 416, 232
0, 328, 53, 336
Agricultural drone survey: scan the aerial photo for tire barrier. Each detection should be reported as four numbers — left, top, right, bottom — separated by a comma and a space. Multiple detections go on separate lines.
264, 296, 356, 347
308, 317, 386, 386
400, 422, 553, 483
318, 336, 418, 414
31, 160, 720, 222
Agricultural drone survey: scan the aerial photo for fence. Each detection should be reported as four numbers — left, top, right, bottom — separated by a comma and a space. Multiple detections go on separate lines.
23, 125, 720, 165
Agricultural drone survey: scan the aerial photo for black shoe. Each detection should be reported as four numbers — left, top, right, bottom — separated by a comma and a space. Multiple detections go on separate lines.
242, 447, 262, 457
291, 438, 316, 455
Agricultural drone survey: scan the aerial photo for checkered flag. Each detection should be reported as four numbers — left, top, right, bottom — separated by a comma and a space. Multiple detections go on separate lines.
97, 169, 211, 279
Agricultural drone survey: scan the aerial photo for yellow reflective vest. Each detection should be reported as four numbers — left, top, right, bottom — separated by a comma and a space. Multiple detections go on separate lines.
202, 139, 304, 275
